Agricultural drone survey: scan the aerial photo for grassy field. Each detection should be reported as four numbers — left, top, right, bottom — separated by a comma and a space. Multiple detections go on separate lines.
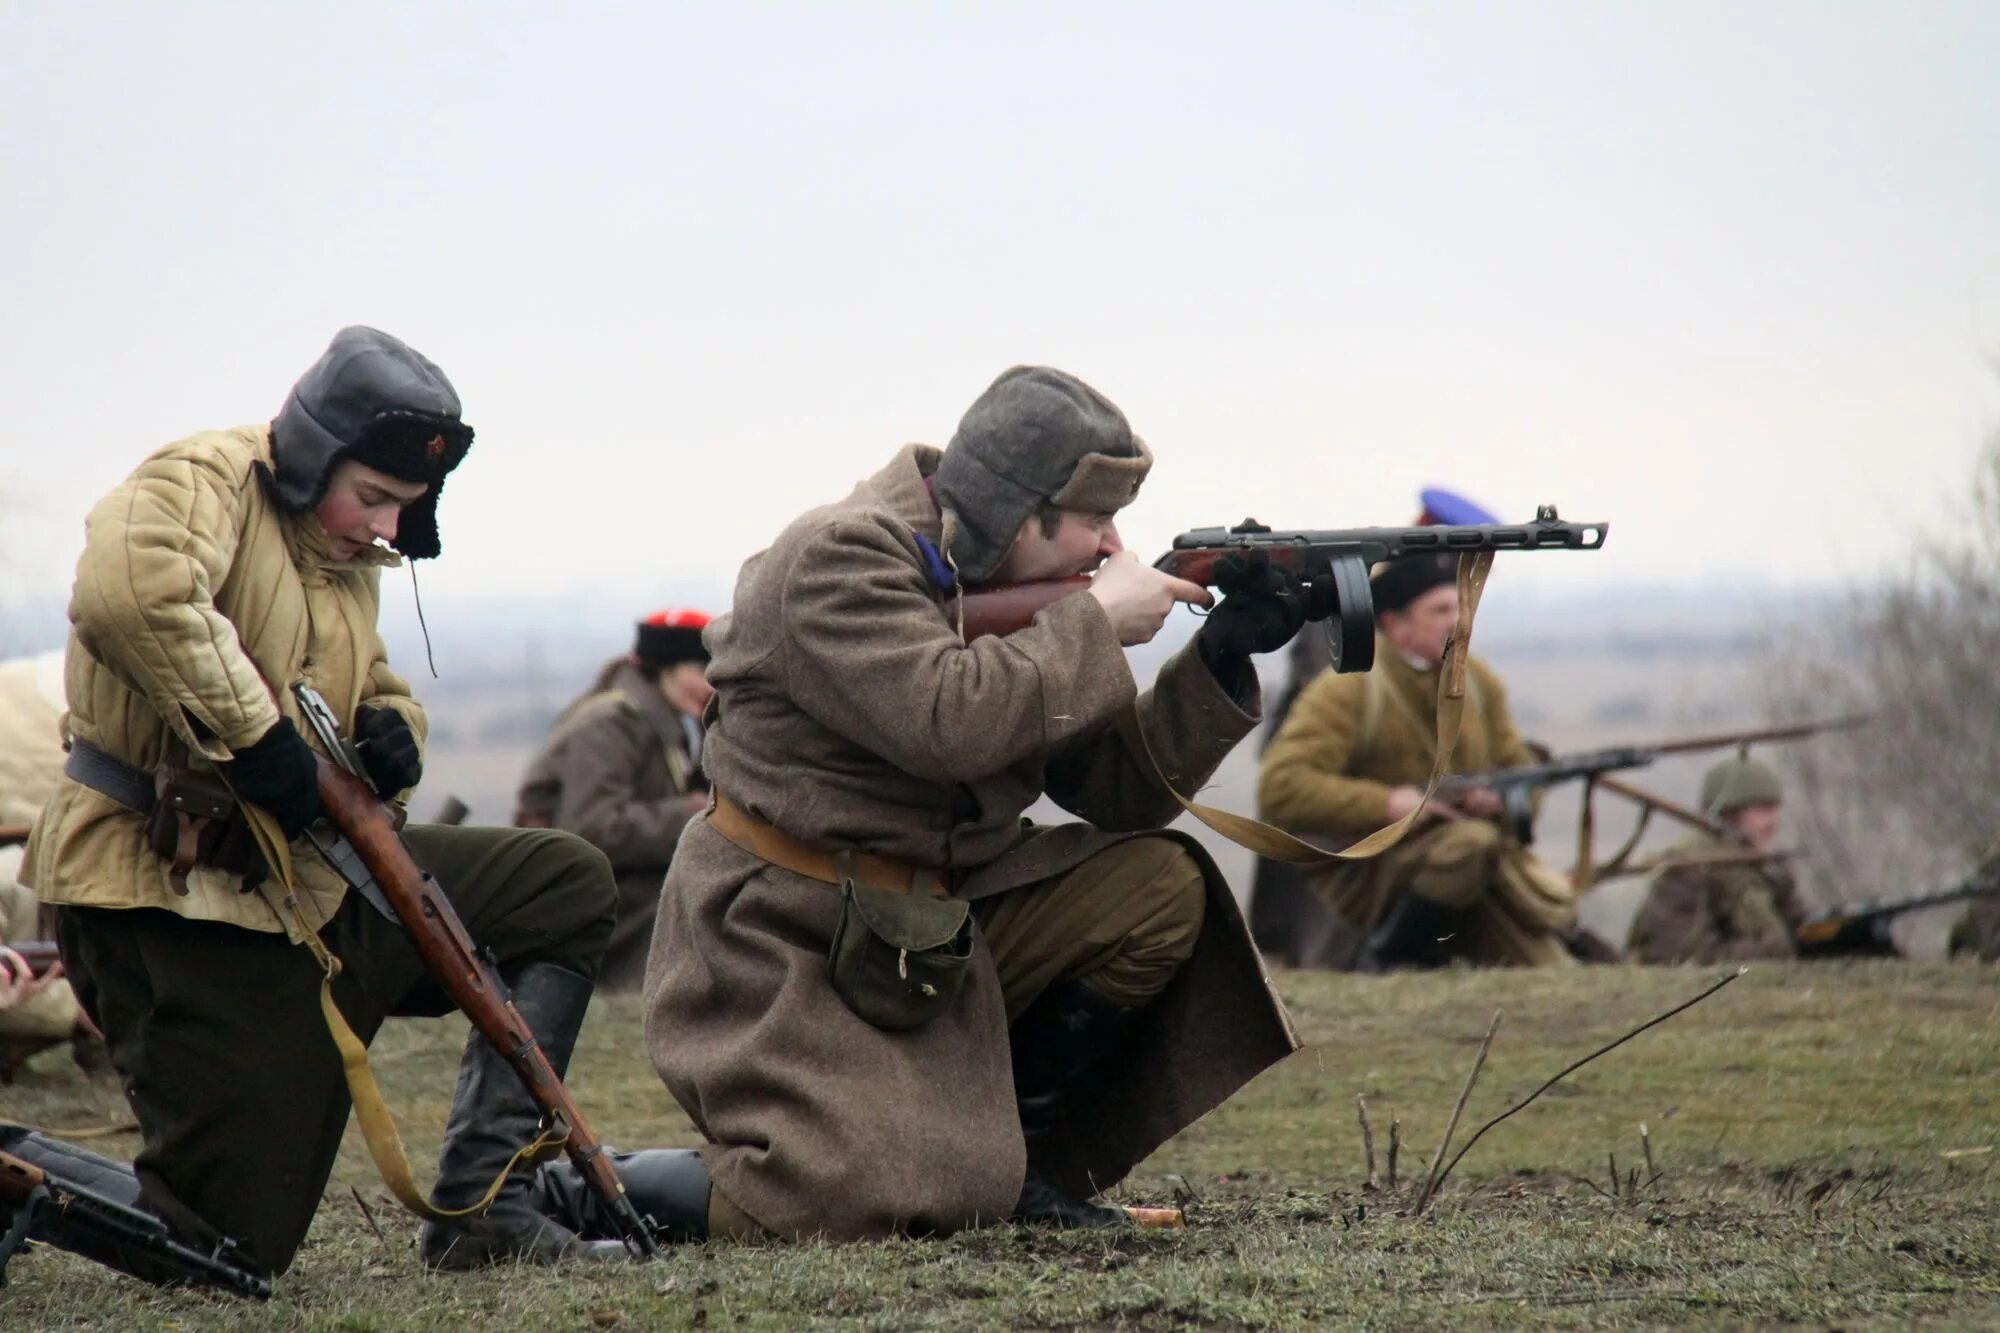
3, 961, 1996, 1329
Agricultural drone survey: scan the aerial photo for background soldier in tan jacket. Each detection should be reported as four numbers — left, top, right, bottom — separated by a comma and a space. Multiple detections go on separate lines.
1628, 755, 1805, 964
12, 328, 626, 1280
516, 608, 713, 989
1258, 554, 1578, 968
0, 650, 94, 1073
643, 367, 1305, 1240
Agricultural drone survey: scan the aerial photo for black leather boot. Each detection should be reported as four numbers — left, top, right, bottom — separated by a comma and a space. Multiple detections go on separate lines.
530, 1148, 710, 1245
1008, 979, 1137, 1229
419, 963, 631, 1269
1358, 892, 1465, 971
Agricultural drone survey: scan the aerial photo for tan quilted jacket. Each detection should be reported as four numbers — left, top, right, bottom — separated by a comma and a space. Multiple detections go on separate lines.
22, 425, 425, 935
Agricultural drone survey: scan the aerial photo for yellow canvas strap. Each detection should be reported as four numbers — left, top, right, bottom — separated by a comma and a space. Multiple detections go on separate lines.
1119, 550, 1496, 866
237, 803, 562, 1222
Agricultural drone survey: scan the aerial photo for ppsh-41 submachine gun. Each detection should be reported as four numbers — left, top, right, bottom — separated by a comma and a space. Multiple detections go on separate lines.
960, 506, 1608, 671
1795, 857, 2000, 958
291, 683, 660, 1259
0, 1148, 271, 1299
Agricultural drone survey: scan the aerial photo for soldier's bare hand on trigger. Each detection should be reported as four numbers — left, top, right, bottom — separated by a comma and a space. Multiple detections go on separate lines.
1384, 784, 1463, 825
1455, 786, 1505, 818
1088, 552, 1213, 646
0, 946, 60, 1011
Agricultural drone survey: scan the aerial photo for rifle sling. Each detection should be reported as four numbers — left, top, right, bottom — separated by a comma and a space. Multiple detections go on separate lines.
1117, 550, 1496, 866
231, 799, 562, 1224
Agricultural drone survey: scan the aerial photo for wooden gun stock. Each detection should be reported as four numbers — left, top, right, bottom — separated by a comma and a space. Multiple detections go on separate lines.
958, 576, 1092, 641
0, 824, 32, 848
311, 757, 660, 1257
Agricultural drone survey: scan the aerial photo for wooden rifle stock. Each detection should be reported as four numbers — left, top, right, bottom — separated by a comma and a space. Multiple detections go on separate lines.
0, 824, 31, 848
958, 576, 1091, 641
311, 757, 660, 1257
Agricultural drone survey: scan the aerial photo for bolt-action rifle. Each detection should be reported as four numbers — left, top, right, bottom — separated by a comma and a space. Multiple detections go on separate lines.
959, 507, 1608, 672
1795, 858, 2000, 958
290, 683, 660, 1259
0, 825, 30, 849
0, 1148, 271, 1299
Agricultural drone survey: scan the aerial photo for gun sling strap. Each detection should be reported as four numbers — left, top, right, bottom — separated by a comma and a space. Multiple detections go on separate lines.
239, 800, 566, 1224
1117, 549, 1497, 866
59, 728, 551, 1223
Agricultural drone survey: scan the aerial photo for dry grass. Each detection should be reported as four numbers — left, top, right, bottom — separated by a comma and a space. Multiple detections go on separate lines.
3, 961, 1996, 1329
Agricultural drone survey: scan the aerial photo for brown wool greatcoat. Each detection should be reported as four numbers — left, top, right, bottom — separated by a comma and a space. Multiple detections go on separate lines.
23, 426, 423, 937
516, 659, 703, 989
642, 446, 1299, 1240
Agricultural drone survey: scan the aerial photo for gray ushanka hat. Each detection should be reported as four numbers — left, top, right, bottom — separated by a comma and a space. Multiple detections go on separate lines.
933, 366, 1153, 584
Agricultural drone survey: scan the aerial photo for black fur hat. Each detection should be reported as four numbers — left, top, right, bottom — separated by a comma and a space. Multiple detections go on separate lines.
1370, 553, 1458, 617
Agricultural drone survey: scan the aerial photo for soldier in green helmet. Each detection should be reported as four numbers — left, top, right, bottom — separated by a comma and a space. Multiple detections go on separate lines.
1627, 755, 1807, 964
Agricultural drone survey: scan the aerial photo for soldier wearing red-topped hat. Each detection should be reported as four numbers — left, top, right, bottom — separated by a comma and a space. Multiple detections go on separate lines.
516, 610, 714, 989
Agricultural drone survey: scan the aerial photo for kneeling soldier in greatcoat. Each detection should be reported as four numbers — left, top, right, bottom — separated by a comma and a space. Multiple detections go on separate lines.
11, 327, 639, 1280
642, 366, 1304, 1239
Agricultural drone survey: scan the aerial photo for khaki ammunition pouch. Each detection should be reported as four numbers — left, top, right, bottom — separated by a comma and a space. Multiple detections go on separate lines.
827, 855, 972, 1032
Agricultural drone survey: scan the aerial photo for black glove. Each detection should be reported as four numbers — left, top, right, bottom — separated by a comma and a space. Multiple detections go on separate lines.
1196, 553, 1308, 685
354, 705, 423, 798
220, 717, 323, 841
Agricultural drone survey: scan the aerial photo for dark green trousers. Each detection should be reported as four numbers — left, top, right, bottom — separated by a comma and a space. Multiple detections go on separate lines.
56, 824, 616, 1276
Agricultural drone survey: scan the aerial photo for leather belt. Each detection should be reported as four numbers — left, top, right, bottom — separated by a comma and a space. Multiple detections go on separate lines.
64, 739, 158, 813
707, 791, 947, 898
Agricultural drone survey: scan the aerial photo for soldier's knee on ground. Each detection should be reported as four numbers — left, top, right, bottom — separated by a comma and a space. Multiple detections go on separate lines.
1406, 820, 1505, 910
1078, 841, 1207, 1009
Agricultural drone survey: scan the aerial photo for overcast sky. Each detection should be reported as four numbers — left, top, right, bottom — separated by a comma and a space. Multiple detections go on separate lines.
3, 1, 1996, 619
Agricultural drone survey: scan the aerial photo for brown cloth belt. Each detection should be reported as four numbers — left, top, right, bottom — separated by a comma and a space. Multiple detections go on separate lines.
707, 791, 948, 898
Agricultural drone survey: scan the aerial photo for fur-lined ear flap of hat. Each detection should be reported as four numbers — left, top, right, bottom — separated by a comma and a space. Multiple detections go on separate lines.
339, 412, 474, 561
1048, 438, 1153, 512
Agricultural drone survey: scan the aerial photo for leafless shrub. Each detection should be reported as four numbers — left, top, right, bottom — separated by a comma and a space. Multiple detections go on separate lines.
1770, 434, 2000, 939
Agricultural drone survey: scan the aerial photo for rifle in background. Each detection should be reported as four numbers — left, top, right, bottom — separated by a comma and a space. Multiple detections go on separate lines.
429, 795, 470, 827
1795, 859, 2000, 958
1432, 717, 1862, 891
1437, 718, 1861, 845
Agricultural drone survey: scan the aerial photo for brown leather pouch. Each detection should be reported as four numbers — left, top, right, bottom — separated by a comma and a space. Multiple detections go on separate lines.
144, 768, 268, 894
